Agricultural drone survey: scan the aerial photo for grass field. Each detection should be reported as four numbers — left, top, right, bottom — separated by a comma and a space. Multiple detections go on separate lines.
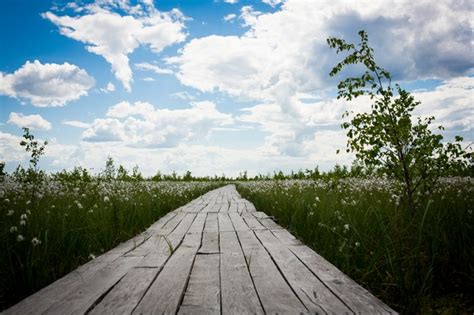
0, 176, 222, 310
237, 177, 474, 314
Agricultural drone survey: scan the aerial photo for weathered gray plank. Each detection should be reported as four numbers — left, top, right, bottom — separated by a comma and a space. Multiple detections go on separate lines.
229, 212, 250, 231
272, 228, 303, 246
220, 231, 264, 314
234, 229, 307, 313
242, 213, 267, 230
218, 213, 234, 232
90, 212, 199, 314
228, 203, 238, 212
245, 201, 257, 212
133, 213, 205, 314
178, 254, 220, 314
254, 229, 351, 313
44, 255, 143, 314
199, 213, 219, 254
2, 214, 174, 315
89, 267, 157, 315
289, 244, 396, 314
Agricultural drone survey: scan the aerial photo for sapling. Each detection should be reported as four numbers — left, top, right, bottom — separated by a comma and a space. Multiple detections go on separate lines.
328, 31, 471, 215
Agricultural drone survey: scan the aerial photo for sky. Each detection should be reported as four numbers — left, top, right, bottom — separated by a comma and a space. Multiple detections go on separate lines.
0, 0, 473, 177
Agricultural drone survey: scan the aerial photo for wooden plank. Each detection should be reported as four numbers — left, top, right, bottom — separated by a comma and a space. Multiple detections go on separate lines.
235, 229, 307, 313
289, 244, 396, 314
90, 212, 200, 314
219, 202, 229, 212
245, 201, 257, 212
220, 231, 264, 314
272, 229, 302, 245
178, 254, 220, 314
2, 217, 172, 315
254, 229, 351, 313
242, 213, 266, 230
44, 255, 143, 314
133, 213, 206, 314
199, 213, 219, 254
229, 212, 250, 231
237, 202, 246, 214
89, 267, 157, 315
259, 217, 283, 230
218, 213, 234, 232
228, 203, 238, 213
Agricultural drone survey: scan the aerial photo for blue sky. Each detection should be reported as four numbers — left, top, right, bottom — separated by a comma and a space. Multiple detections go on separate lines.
1, 0, 473, 176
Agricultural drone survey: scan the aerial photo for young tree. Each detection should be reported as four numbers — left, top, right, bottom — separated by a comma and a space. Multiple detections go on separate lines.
19, 127, 48, 174
327, 31, 471, 215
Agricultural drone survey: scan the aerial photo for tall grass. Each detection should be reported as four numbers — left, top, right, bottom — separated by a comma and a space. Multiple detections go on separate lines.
237, 177, 473, 313
0, 177, 222, 310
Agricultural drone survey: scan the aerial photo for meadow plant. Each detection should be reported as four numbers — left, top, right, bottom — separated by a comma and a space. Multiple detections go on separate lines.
237, 178, 473, 313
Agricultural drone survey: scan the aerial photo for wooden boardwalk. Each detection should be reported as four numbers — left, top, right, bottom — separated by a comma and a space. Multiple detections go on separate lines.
5, 185, 396, 314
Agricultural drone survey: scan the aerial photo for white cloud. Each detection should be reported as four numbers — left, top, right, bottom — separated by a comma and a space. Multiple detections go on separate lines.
7, 112, 52, 131
43, 1, 186, 91
413, 76, 474, 132
62, 120, 91, 128
141, 77, 155, 82
82, 100, 233, 147
223, 13, 237, 22
262, 0, 283, 7
223, 0, 239, 4
171, 0, 473, 102
171, 91, 196, 100
0, 60, 94, 107
135, 62, 173, 75
168, 0, 473, 157
100, 82, 115, 93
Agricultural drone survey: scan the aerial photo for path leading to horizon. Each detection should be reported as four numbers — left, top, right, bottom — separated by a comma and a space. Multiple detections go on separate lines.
5, 185, 396, 314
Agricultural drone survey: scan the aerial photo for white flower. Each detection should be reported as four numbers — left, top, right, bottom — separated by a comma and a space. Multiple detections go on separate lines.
17, 234, 24, 242
7, 210, 14, 216
26, 200, 31, 205
10, 226, 17, 233
88, 253, 96, 260
20, 220, 26, 226
20, 213, 28, 220
103, 196, 110, 202
355, 242, 360, 247
308, 212, 314, 216
315, 196, 320, 202
31, 237, 41, 246
343, 224, 350, 231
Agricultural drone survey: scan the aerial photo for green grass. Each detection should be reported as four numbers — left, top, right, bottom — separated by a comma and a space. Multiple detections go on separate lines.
0, 177, 222, 310
237, 177, 474, 314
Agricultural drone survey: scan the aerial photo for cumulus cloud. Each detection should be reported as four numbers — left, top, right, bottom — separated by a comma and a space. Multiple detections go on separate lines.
7, 112, 52, 130
62, 120, 91, 128
100, 82, 115, 93
170, 0, 473, 101
43, 1, 187, 91
223, 13, 237, 22
82, 100, 233, 147
135, 62, 173, 75
0, 60, 94, 107
167, 0, 473, 157
262, 0, 283, 7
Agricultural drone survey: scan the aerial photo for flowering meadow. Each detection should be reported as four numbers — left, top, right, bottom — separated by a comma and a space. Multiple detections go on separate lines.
0, 176, 221, 309
237, 178, 474, 313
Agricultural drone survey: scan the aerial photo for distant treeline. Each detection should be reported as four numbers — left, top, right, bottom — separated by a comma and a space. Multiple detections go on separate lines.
2, 156, 471, 183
